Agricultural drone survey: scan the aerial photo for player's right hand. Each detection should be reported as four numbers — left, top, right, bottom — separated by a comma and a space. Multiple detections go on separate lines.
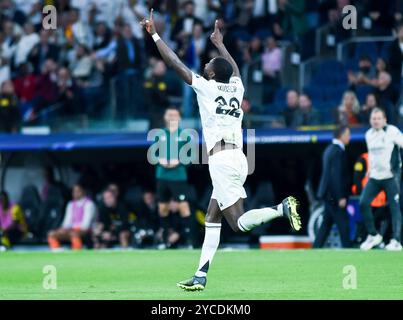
140, 8, 156, 35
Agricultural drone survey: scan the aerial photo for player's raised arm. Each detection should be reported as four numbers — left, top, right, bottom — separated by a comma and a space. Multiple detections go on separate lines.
210, 20, 240, 78
140, 9, 192, 85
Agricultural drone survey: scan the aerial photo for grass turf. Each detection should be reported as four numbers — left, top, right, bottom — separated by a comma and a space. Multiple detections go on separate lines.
0, 249, 402, 300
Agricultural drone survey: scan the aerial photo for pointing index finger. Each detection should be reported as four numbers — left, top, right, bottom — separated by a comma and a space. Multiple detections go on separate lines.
214, 20, 219, 32
150, 8, 154, 21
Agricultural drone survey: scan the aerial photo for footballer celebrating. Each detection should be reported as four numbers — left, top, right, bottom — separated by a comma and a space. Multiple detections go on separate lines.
141, 10, 302, 291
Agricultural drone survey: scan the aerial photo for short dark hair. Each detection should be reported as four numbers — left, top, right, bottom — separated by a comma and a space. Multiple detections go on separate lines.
211, 57, 233, 83
359, 55, 372, 63
334, 125, 349, 139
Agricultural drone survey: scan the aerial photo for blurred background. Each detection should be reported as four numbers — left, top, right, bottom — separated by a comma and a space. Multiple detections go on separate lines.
0, 0, 402, 250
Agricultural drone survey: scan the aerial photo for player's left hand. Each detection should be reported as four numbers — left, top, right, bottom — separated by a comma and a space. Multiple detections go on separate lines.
140, 8, 156, 35
210, 20, 223, 47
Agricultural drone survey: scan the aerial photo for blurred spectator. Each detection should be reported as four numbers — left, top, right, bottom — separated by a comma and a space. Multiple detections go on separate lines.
93, 22, 112, 51
1, 20, 18, 64
171, 1, 203, 47
361, 60, 397, 124
69, 44, 105, 116
12, 63, 37, 113
13, 22, 39, 67
106, 183, 120, 199
116, 24, 144, 74
132, 190, 159, 248
114, 23, 145, 118
68, 7, 94, 47
179, 22, 206, 118
388, 23, 403, 95
294, 93, 320, 126
144, 60, 170, 127
337, 91, 360, 126
0, 79, 20, 132
359, 93, 379, 124
93, 189, 130, 249
348, 55, 376, 88
326, 0, 353, 42
28, 58, 58, 121
245, 36, 263, 63
155, 200, 190, 249
40, 166, 68, 203
282, 89, 299, 128
365, 0, 396, 36
56, 67, 81, 116
277, 0, 309, 40
0, 29, 12, 86
0, 0, 27, 25
0, 190, 27, 249
28, 30, 60, 75
47, 184, 97, 251
241, 96, 254, 129
261, 36, 282, 104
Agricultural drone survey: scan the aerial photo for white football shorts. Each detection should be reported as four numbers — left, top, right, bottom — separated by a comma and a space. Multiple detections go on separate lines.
208, 148, 248, 210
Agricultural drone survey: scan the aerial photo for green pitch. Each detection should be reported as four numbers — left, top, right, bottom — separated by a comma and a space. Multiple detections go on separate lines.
0, 249, 402, 300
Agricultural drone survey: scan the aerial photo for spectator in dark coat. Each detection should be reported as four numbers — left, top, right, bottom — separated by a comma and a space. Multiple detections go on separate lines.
0, 80, 21, 133
282, 89, 300, 128
388, 23, 403, 94
294, 93, 320, 126
28, 30, 60, 75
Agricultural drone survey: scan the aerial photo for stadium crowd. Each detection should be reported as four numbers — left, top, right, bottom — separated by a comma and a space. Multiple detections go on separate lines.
1, 1, 403, 251
0, 0, 402, 132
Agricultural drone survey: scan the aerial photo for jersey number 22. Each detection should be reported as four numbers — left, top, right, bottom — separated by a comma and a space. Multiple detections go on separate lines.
215, 96, 241, 118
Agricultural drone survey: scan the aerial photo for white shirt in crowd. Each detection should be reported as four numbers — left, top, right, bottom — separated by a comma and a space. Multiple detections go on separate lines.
366, 125, 403, 180
62, 197, 97, 231
14, 32, 40, 66
399, 41, 403, 77
190, 73, 245, 153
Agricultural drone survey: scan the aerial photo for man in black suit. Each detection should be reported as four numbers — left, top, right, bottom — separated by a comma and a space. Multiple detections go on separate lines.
115, 24, 145, 119
388, 23, 403, 94
313, 125, 352, 248
28, 30, 60, 75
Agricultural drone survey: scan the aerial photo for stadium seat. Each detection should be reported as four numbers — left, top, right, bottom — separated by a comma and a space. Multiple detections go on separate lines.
354, 42, 378, 62
39, 186, 65, 240
355, 85, 374, 104
19, 185, 42, 239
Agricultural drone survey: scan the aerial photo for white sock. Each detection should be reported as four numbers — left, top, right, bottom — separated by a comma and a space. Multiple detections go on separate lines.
195, 222, 221, 277
237, 204, 283, 232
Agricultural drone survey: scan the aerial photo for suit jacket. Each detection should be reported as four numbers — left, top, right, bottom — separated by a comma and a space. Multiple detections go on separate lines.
115, 37, 144, 73
317, 143, 348, 202
388, 39, 403, 86
28, 43, 60, 74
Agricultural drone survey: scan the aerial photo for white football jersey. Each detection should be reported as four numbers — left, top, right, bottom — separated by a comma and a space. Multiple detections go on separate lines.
190, 72, 245, 153
366, 125, 403, 180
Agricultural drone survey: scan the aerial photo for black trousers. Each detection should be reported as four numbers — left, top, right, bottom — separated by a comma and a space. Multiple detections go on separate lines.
313, 201, 351, 248
359, 177, 402, 242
